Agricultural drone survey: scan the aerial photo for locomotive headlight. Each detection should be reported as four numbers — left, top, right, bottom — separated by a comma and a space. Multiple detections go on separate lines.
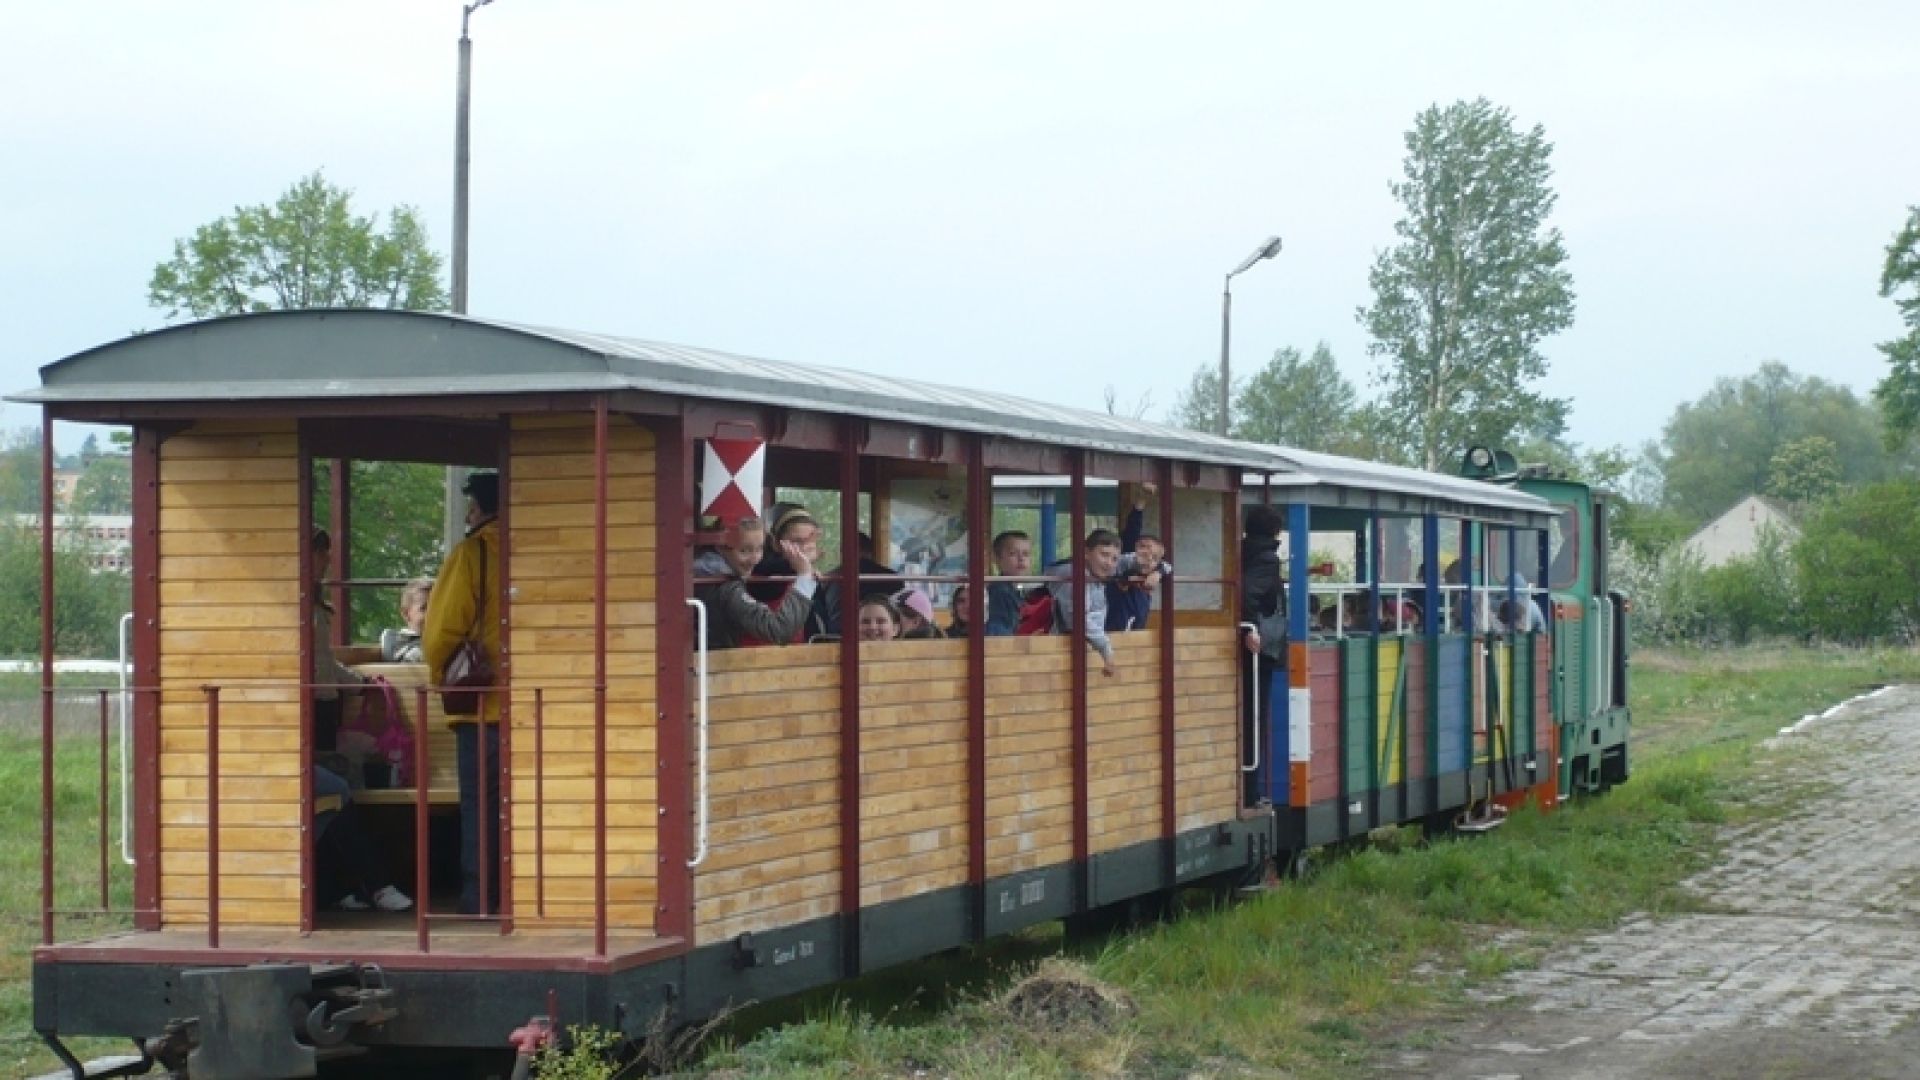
1467, 447, 1493, 469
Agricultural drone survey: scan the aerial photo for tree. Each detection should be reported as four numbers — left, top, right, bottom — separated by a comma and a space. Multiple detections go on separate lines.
0, 523, 129, 658
0, 428, 43, 514
1767, 435, 1842, 509
149, 171, 448, 320
1357, 98, 1576, 471
1656, 362, 1893, 524
1233, 343, 1358, 452
1169, 342, 1361, 454
312, 460, 453, 642
1873, 206, 1920, 445
71, 453, 132, 515
1793, 480, 1920, 643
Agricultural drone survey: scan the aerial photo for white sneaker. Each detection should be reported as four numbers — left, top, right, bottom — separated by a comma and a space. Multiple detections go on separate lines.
372, 886, 413, 912
336, 894, 371, 911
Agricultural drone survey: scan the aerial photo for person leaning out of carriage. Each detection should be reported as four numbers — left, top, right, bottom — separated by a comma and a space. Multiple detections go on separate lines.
422, 471, 503, 916
694, 516, 819, 649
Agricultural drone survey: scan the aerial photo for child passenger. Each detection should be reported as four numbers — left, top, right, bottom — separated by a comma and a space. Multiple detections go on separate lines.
857, 596, 903, 641
1048, 528, 1142, 679
948, 584, 971, 638
693, 517, 818, 649
985, 530, 1034, 636
380, 577, 433, 662
896, 589, 944, 639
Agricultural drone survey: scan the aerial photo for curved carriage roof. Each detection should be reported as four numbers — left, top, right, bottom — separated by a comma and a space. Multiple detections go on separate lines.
14, 309, 1551, 525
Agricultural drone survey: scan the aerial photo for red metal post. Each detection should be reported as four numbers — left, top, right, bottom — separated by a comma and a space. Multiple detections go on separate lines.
534, 688, 545, 919
964, 436, 988, 937
593, 397, 610, 957
205, 686, 221, 950
496, 420, 514, 933
297, 440, 315, 934
415, 686, 431, 953
99, 690, 111, 911
328, 458, 350, 647
39, 413, 54, 947
1157, 460, 1177, 875
837, 418, 863, 974
1069, 453, 1089, 884
652, 416, 691, 943
130, 427, 162, 930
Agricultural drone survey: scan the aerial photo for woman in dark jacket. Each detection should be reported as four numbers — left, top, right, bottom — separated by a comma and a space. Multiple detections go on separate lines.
1239, 505, 1286, 805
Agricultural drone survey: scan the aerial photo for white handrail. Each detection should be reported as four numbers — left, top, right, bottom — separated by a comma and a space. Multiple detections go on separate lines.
684, 598, 711, 869
1237, 622, 1260, 774
117, 611, 134, 866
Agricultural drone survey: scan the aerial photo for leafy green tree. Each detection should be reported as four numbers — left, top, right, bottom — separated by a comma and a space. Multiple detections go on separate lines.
1358, 98, 1575, 471
1793, 480, 1920, 643
1699, 526, 1798, 645
1766, 435, 1841, 509
1170, 342, 1364, 455
1872, 206, 1920, 445
1233, 343, 1357, 452
71, 453, 132, 515
0, 524, 130, 658
1657, 362, 1892, 524
149, 171, 447, 320
312, 460, 453, 642
0, 429, 41, 515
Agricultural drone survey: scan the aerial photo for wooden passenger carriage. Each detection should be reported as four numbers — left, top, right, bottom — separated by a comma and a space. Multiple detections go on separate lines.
21, 310, 1558, 1073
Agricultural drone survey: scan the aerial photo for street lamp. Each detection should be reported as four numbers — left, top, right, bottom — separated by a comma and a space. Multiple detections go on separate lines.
447, 0, 497, 550
1218, 235, 1283, 437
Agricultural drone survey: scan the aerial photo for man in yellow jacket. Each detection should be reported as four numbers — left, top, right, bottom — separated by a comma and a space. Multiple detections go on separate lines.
423, 471, 502, 916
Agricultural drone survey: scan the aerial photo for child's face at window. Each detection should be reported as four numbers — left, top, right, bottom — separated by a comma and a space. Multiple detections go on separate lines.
858, 604, 898, 641
1086, 543, 1121, 580
995, 537, 1032, 576
1135, 538, 1163, 566
722, 532, 766, 577
901, 609, 928, 632
781, 522, 820, 564
402, 598, 427, 632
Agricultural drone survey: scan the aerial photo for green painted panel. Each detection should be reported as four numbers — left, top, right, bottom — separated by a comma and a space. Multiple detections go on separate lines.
1341, 637, 1376, 794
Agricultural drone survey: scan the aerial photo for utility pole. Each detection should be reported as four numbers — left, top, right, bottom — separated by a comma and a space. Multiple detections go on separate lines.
446, 0, 495, 550
1218, 235, 1284, 437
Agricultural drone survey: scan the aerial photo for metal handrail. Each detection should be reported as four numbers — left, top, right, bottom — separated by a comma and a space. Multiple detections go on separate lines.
685, 598, 711, 869
117, 612, 133, 865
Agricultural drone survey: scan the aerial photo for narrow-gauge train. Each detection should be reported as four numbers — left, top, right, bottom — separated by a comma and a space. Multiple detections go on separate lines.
20, 311, 1626, 1077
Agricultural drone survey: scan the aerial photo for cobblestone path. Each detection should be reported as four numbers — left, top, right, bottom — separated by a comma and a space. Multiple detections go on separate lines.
1389, 685, 1920, 1080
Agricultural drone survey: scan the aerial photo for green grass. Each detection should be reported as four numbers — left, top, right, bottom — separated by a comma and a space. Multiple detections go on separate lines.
690, 646, 1920, 1078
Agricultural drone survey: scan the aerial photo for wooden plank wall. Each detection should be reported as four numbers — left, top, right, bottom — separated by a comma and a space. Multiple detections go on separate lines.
507, 414, 658, 932
860, 639, 968, 906
1088, 629, 1161, 853
156, 420, 303, 928
1173, 626, 1238, 830
693, 645, 842, 944
985, 635, 1075, 877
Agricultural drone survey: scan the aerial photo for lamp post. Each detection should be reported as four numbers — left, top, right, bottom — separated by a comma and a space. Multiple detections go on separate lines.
1218, 235, 1283, 437
447, 0, 496, 550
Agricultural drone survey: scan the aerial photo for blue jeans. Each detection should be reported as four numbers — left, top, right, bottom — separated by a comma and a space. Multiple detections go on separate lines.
456, 724, 502, 916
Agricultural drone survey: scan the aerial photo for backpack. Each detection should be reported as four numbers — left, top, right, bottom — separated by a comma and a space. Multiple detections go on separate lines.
1015, 591, 1055, 636
346, 675, 415, 788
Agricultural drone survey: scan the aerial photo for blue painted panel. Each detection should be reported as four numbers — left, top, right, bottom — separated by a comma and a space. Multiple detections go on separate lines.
1436, 635, 1470, 773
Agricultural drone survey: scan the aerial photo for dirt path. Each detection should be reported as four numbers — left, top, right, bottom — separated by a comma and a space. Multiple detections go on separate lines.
1388, 686, 1920, 1080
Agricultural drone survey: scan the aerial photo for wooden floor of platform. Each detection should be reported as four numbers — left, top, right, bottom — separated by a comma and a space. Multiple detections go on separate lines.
37, 918, 678, 973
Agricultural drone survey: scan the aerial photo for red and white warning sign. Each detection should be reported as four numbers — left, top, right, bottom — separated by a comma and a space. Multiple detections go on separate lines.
700, 437, 766, 523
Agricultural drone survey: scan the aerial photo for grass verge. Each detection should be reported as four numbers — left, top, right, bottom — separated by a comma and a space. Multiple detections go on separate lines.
690, 646, 1920, 1078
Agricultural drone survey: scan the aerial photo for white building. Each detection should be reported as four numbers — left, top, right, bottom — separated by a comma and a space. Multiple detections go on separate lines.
1682, 495, 1798, 569
10, 514, 132, 573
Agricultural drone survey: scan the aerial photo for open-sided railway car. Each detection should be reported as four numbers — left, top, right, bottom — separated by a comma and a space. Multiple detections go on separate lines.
19, 311, 1584, 1078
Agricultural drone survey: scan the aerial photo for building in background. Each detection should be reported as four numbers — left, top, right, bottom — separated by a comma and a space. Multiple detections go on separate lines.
1682, 495, 1798, 569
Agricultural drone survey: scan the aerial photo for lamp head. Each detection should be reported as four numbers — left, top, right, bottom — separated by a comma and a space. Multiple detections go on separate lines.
1229, 235, 1284, 276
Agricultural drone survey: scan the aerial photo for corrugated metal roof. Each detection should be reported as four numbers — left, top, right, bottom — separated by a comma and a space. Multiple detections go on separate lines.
14, 309, 1552, 523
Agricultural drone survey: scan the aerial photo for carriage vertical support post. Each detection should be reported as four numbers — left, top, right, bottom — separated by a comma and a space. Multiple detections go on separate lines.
297, 440, 316, 933
1157, 459, 1177, 880
1461, 521, 1477, 794
1285, 503, 1311, 813
328, 459, 350, 647
131, 427, 161, 930
496, 419, 514, 934
1068, 453, 1089, 901
205, 686, 221, 949
964, 437, 988, 939
592, 396, 610, 957
415, 686, 431, 953
39, 413, 55, 947
837, 419, 863, 975
655, 416, 692, 941
98, 691, 110, 911
1368, 513, 1384, 818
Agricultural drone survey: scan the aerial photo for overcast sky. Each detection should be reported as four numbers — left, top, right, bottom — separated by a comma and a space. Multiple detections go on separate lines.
3, 1, 1914, 456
